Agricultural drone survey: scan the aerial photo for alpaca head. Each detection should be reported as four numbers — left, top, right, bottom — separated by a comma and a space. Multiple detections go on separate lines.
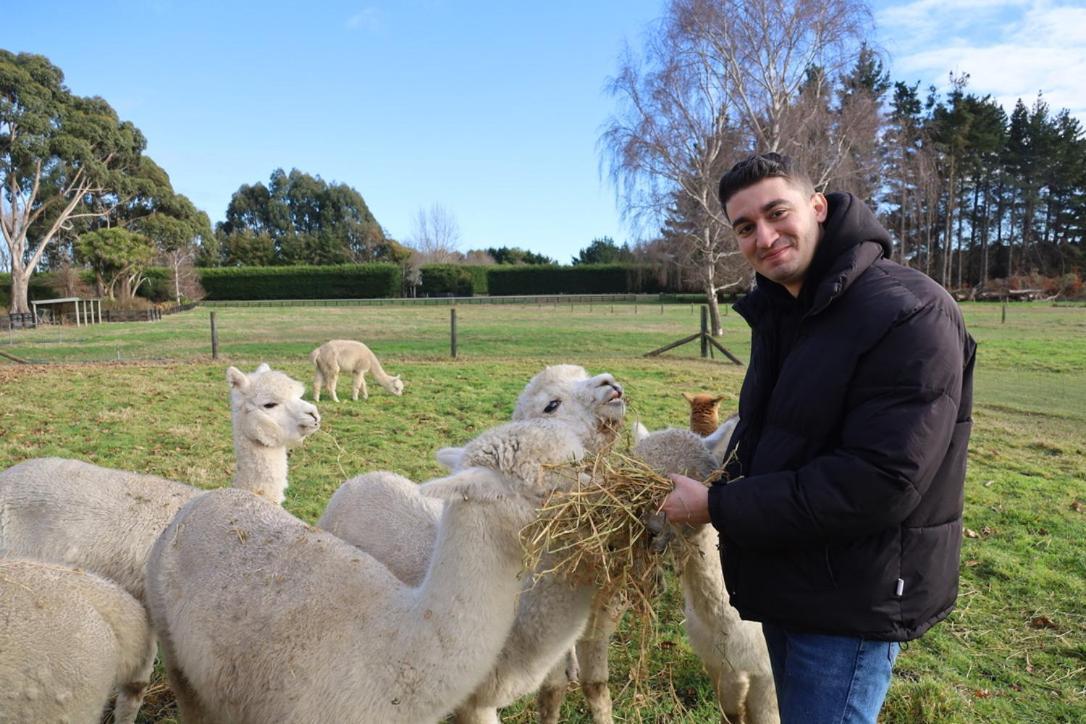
227, 364, 321, 448
512, 365, 625, 440
427, 419, 586, 507
632, 423, 719, 481
387, 375, 405, 396
682, 392, 724, 434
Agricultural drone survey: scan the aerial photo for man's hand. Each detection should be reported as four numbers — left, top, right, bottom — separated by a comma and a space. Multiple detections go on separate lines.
660, 473, 711, 526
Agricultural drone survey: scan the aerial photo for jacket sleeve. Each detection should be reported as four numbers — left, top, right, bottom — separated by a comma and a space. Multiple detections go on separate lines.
707, 301, 966, 550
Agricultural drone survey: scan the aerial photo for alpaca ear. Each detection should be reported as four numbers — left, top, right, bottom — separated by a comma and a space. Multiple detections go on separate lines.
704, 414, 739, 462
711, 395, 725, 404
421, 468, 505, 502
254, 362, 271, 374
435, 446, 465, 471
226, 366, 250, 391
632, 420, 650, 445
682, 392, 695, 403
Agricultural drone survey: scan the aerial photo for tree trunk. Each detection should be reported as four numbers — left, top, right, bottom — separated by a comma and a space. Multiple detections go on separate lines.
704, 284, 722, 337
8, 265, 31, 315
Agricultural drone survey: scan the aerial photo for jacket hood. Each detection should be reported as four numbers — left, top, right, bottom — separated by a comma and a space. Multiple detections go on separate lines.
807, 192, 893, 288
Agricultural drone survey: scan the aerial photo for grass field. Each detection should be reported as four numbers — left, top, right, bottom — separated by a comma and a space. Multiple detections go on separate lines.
0, 300, 1083, 723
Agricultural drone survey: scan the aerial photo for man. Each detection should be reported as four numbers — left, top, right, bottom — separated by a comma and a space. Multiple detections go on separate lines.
662, 153, 976, 723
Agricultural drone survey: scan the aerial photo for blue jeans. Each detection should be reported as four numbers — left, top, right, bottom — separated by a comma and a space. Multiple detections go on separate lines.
761, 623, 900, 724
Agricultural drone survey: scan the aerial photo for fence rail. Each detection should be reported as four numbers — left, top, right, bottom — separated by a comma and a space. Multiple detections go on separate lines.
200, 293, 667, 308
1, 302, 198, 331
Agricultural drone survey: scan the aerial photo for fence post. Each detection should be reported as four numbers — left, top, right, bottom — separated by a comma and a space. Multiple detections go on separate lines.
450, 308, 458, 359
210, 311, 219, 359
1001, 297, 1007, 324
700, 305, 709, 358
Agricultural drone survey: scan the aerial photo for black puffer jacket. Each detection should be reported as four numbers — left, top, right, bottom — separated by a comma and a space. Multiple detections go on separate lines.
707, 193, 976, 641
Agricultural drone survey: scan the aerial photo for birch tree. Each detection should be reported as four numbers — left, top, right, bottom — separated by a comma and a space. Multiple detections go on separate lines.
602, 0, 872, 333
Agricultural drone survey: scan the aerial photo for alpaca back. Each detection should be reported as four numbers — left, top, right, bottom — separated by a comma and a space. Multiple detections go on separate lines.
0, 457, 199, 600
318, 471, 442, 586
0, 559, 155, 723
313, 339, 374, 375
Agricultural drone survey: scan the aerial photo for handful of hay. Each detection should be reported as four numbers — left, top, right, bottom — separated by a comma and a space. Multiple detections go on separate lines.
520, 448, 700, 615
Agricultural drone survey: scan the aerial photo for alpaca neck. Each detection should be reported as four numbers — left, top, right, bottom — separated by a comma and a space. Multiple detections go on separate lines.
368, 357, 396, 391
679, 525, 741, 626
232, 423, 289, 505
392, 494, 528, 706
505, 571, 595, 672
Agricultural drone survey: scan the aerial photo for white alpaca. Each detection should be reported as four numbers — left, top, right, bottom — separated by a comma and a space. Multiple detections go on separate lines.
0, 364, 319, 601
310, 339, 405, 402
318, 364, 626, 722
629, 422, 778, 724
536, 418, 737, 724
145, 419, 588, 724
0, 559, 156, 724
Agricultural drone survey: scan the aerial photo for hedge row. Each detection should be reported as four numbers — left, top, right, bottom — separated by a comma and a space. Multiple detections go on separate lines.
197, 264, 402, 300
486, 264, 664, 296
4, 263, 670, 306
418, 264, 488, 296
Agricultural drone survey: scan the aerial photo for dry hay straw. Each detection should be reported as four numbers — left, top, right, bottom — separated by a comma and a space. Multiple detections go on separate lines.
520, 446, 701, 620
520, 446, 720, 719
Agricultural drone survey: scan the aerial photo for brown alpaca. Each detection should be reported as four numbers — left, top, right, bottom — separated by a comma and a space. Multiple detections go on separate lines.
683, 392, 725, 436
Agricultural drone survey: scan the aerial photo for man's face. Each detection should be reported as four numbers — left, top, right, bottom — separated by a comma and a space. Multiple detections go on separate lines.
725, 177, 828, 297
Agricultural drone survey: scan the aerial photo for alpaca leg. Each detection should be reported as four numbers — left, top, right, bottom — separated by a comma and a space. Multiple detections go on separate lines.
312, 370, 323, 402
110, 682, 149, 724
109, 643, 155, 724
716, 672, 750, 724
576, 594, 625, 724
159, 653, 219, 724
355, 373, 368, 400
451, 706, 501, 724
743, 674, 780, 724
537, 651, 577, 724
328, 370, 340, 402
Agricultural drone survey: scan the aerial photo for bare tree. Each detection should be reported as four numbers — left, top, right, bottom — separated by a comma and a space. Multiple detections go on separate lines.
160, 247, 206, 306
602, 11, 746, 334
408, 203, 462, 264
602, 0, 873, 333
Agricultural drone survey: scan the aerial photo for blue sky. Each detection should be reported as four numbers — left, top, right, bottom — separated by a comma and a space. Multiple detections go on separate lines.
4, 1, 1084, 264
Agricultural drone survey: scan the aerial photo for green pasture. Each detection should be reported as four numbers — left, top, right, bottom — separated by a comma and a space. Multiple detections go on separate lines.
0, 301, 1083, 723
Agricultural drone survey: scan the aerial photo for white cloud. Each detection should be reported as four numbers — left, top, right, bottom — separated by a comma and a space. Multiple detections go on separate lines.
346, 7, 382, 32
875, 0, 1086, 120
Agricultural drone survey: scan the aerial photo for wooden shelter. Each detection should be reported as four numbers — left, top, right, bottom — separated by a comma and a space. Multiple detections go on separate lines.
30, 297, 102, 326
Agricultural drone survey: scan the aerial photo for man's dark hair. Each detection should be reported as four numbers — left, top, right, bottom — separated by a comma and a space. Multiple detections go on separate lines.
718, 153, 816, 219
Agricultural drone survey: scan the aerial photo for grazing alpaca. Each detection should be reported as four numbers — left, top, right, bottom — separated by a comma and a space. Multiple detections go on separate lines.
146, 419, 588, 724
310, 339, 404, 402
0, 364, 319, 601
0, 559, 156, 724
630, 423, 778, 724
684, 392, 726, 436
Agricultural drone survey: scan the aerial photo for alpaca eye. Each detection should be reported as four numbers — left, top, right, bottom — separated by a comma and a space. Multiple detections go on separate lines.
263, 402, 278, 409
543, 400, 561, 413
